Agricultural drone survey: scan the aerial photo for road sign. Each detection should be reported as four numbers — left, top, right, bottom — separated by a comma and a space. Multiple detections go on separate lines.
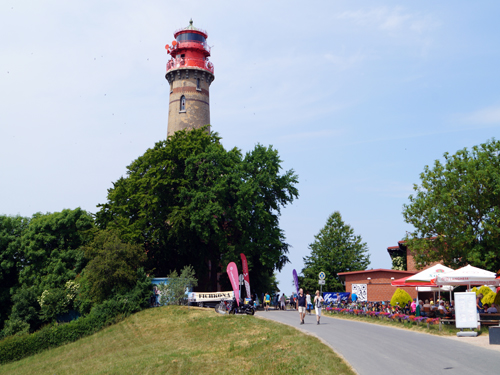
318, 280, 325, 285
239, 274, 244, 285
319, 272, 326, 280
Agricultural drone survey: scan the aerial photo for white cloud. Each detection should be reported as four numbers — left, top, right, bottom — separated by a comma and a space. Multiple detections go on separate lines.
461, 105, 500, 125
337, 6, 437, 34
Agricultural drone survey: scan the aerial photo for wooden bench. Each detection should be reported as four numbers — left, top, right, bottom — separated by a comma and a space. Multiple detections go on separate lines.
479, 313, 500, 326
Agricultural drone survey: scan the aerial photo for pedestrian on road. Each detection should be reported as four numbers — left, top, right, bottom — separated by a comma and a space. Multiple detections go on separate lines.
280, 293, 286, 310
296, 288, 306, 324
264, 292, 270, 311
306, 292, 312, 314
314, 290, 324, 324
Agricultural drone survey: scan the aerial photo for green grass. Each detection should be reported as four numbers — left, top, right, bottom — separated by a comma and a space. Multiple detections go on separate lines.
0, 307, 354, 375
325, 311, 489, 336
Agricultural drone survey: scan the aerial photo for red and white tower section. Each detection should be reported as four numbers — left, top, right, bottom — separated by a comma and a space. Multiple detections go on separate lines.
165, 20, 214, 137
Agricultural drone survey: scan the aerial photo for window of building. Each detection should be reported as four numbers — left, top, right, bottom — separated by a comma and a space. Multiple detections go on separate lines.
180, 95, 186, 112
196, 78, 200, 90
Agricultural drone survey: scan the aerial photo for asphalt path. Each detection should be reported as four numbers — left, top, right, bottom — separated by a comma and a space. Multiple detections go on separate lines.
258, 309, 500, 374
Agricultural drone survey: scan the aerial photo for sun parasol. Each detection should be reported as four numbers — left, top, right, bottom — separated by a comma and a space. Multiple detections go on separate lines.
433, 264, 500, 288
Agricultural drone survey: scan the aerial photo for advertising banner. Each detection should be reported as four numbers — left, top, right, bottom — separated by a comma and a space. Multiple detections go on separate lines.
293, 269, 299, 294
240, 253, 251, 299
323, 292, 350, 305
188, 291, 234, 302
227, 262, 240, 306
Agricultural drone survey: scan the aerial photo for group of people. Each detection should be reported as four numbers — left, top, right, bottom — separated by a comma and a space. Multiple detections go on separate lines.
296, 288, 323, 325
262, 292, 287, 311
476, 293, 498, 313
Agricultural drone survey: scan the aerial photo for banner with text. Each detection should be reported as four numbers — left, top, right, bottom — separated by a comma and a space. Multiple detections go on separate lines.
188, 291, 234, 302
323, 292, 350, 305
227, 262, 240, 306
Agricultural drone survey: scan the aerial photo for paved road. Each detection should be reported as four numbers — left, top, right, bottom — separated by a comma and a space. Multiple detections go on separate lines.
258, 310, 500, 374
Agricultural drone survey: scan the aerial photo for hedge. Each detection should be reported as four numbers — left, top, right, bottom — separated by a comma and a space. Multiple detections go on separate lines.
0, 298, 138, 364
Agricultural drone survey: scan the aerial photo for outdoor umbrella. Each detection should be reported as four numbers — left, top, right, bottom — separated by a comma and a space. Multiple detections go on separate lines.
405, 264, 454, 285
433, 264, 500, 289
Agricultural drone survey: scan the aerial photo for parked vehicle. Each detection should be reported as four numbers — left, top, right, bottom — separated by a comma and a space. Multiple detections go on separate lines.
215, 297, 255, 315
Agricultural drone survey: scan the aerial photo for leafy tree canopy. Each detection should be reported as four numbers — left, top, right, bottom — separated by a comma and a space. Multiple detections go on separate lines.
4, 208, 93, 333
0, 215, 29, 329
299, 211, 370, 293
78, 229, 147, 306
95, 128, 298, 293
403, 139, 500, 272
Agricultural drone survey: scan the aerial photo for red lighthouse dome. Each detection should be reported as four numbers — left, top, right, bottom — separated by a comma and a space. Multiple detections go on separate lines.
165, 20, 215, 137
166, 19, 214, 75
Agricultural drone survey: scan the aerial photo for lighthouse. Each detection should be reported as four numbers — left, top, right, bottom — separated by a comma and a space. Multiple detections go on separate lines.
165, 20, 214, 137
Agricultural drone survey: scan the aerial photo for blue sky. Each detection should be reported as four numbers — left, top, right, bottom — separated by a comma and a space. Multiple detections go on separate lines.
2, 1, 500, 293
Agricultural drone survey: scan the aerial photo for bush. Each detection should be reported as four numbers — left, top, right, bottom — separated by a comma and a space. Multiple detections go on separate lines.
390, 288, 413, 308
0, 268, 151, 364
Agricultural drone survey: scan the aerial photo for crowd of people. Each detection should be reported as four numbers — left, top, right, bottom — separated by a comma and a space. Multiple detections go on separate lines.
259, 290, 498, 326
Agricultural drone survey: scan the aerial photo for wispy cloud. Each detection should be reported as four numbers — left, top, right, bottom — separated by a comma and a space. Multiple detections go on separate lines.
337, 7, 438, 34
460, 105, 500, 125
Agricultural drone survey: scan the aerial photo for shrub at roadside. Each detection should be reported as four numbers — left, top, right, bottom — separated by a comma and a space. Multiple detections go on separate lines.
0, 268, 151, 365
390, 288, 412, 308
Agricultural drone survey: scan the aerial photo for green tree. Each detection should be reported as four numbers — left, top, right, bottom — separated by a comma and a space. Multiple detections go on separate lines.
158, 265, 198, 306
0, 215, 29, 330
403, 139, 500, 272
78, 229, 147, 305
299, 211, 370, 293
95, 128, 298, 293
4, 208, 93, 333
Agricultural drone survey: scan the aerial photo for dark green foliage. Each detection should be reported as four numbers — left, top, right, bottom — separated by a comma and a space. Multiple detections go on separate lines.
299, 211, 370, 293
18, 208, 93, 292
78, 230, 147, 305
96, 128, 298, 293
0, 215, 28, 330
3, 208, 94, 334
403, 139, 500, 272
0, 268, 151, 364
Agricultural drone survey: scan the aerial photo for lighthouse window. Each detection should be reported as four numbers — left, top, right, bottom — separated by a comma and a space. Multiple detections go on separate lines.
180, 95, 186, 111
196, 78, 201, 90
176, 32, 206, 43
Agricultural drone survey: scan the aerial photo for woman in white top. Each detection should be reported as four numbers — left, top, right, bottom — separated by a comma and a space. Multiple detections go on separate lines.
306, 292, 312, 314
314, 290, 324, 325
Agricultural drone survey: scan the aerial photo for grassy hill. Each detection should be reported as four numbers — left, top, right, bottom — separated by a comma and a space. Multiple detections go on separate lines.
0, 306, 354, 374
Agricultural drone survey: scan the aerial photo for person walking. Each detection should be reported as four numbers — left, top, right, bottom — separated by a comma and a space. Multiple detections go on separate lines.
306, 292, 312, 315
264, 292, 270, 311
280, 293, 286, 310
296, 288, 307, 324
314, 290, 324, 325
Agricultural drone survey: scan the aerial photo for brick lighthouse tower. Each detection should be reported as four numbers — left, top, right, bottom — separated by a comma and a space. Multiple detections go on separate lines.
165, 20, 214, 137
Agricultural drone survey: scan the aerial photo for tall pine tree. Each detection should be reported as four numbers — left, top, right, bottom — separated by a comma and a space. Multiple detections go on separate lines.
299, 211, 370, 292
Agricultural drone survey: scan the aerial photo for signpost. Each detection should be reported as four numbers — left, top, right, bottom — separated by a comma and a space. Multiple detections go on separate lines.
319, 272, 326, 294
